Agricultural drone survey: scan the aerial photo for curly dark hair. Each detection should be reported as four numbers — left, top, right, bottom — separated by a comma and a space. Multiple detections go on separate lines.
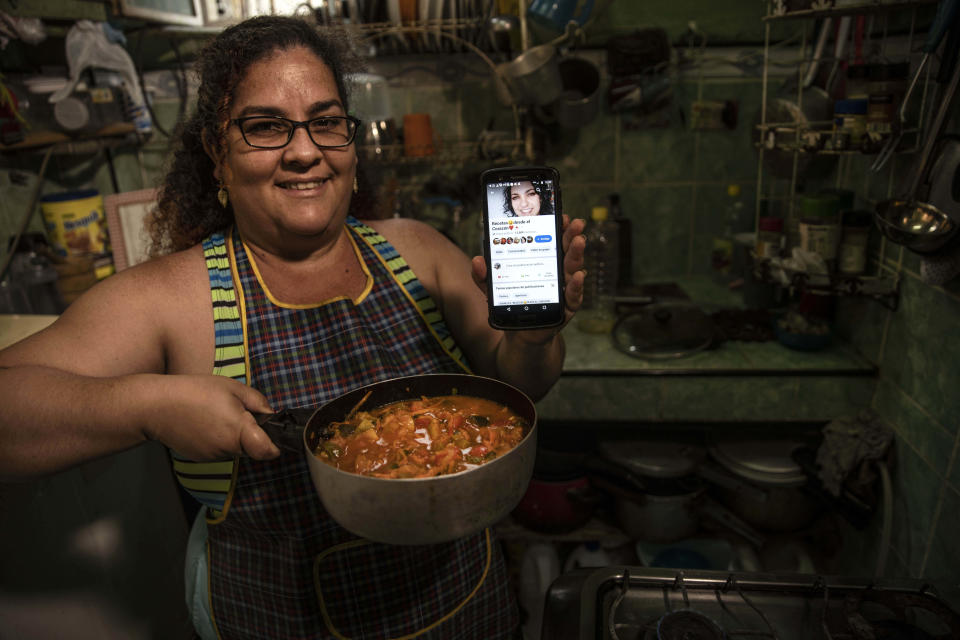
149, 16, 363, 255
500, 180, 555, 217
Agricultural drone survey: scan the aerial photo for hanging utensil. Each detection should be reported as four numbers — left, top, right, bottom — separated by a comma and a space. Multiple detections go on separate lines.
871, 0, 960, 172
875, 20, 960, 254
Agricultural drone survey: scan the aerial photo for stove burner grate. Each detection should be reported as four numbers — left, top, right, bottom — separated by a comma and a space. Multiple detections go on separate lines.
656, 610, 726, 640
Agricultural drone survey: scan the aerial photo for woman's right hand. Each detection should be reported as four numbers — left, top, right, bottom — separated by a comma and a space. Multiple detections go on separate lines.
131, 373, 281, 461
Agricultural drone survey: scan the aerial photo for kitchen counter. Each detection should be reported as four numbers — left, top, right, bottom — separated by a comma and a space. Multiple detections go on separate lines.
536, 277, 877, 424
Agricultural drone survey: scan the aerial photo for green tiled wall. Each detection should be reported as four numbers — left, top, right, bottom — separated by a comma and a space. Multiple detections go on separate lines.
831, 156, 960, 589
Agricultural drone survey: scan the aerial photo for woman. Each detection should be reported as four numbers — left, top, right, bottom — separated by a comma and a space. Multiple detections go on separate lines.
0, 16, 585, 640
502, 179, 554, 217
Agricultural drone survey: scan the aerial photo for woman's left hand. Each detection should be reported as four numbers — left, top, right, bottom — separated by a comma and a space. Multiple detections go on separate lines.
471, 214, 587, 344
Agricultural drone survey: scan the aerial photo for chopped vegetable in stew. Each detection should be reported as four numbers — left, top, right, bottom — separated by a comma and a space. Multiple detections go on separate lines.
315, 395, 527, 478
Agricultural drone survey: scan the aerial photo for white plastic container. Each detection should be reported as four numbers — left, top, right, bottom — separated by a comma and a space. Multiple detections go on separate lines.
519, 543, 561, 640
563, 540, 612, 572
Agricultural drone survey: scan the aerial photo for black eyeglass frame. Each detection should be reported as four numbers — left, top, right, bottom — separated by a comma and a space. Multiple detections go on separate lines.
230, 115, 362, 149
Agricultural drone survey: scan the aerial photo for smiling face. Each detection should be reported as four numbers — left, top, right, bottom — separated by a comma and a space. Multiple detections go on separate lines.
510, 181, 541, 216
212, 46, 357, 252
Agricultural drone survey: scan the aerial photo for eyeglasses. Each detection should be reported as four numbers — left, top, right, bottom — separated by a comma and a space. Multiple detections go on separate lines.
230, 115, 361, 149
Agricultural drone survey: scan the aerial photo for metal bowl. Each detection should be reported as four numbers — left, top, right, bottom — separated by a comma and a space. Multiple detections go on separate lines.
303, 374, 537, 545
874, 199, 958, 254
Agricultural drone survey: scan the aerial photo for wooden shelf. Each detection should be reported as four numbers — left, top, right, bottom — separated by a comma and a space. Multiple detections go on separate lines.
0, 124, 142, 154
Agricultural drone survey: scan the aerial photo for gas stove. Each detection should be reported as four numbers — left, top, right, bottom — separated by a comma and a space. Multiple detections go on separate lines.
542, 567, 960, 640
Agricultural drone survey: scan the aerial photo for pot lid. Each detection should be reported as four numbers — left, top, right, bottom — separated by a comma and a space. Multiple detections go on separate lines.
612, 302, 715, 359
597, 440, 704, 479
708, 440, 807, 486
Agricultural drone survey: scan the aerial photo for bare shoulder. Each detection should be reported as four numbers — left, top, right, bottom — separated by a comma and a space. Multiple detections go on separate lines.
0, 244, 212, 375
364, 217, 453, 253
364, 217, 467, 289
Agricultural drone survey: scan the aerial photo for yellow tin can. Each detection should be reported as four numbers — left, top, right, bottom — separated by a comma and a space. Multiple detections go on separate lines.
40, 189, 114, 279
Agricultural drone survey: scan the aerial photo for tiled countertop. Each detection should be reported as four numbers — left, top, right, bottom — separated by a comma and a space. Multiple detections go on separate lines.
537, 277, 878, 424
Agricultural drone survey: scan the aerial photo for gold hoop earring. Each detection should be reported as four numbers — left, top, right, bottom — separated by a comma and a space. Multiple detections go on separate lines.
353, 177, 359, 194
217, 185, 229, 208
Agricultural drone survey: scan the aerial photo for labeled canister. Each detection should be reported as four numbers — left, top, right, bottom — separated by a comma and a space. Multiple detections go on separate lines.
39, 189, 114, 279
798, 193, 841, 270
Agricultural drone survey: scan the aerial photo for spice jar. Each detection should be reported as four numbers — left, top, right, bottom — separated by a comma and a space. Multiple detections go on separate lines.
756, 216, 784, 259
865, 62, 908, 151
837, 210, 873, 275
798, 193, 841, 271
831, 99, 868, 151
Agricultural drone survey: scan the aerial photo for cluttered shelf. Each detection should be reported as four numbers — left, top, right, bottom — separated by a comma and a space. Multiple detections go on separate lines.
357, 137, 522, 165
0, 124, 143, 154
752, 255, 901, 310
764, 0, 938, 21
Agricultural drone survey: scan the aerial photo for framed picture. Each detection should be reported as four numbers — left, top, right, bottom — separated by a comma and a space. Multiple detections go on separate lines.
118, 0, 204, 27
104, 188, 158, 272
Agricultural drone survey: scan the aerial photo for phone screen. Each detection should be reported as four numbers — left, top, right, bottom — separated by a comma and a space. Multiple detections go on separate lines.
481, 166, 565, 330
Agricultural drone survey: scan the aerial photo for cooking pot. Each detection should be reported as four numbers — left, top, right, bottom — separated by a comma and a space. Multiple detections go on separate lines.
587, 442, 707, 543
512, 473, 599, 534
704, 439, 820, 533
256, 374, 537, 545
552, 57, 601, 129
499, 44, 562, 106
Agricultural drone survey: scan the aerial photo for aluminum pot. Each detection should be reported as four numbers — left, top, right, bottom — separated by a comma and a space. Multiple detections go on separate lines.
300, 374, 537, 545
500, 44, 562, 106
704, 440, 820, 533
552, 57, 601, 128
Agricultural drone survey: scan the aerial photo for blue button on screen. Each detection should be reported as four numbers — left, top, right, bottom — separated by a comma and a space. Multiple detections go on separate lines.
535, 235, 552, 243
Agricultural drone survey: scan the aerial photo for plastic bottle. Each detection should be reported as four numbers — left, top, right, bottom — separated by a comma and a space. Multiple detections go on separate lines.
577, 206, 619, 334
711, 184, 749, 283
608, 193, 633, 290
519, 543, 561, 640
563, 541, 612, 572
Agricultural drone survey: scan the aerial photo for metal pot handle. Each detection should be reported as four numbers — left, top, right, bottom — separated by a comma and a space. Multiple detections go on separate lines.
253, 409, 313, 454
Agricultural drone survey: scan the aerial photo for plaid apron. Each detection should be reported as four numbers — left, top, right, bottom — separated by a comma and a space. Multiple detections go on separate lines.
200, 219, 519, 640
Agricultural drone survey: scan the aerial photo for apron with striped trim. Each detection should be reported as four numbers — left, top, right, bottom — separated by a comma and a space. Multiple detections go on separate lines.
172, 218, 519, 640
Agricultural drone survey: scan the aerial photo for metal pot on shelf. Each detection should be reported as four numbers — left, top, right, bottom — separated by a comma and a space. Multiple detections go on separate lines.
587, 440, 707, 543
701, 439, 821, 533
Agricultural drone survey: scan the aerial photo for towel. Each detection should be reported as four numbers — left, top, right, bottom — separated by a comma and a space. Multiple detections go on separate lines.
815, 409, 893, 500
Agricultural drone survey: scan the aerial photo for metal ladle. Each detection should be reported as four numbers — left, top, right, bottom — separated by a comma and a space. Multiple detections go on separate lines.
871, 0, 959, 172
875, 21, 960, 254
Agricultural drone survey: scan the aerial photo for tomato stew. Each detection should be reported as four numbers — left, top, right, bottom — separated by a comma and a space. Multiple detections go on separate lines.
314, 395, 528, 478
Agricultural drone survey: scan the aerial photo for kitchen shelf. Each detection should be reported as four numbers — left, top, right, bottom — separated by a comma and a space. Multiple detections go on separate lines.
764, 0, 937, 21
358, 138, 522, 165
753, 256, 901, 310
0, 124, 144, 155
495, 515, 630, 545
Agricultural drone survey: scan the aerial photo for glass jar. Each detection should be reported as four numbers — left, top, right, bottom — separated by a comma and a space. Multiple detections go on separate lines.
831, 99, 868, 151
756, 216, 784, 259
837, 210, 874, 275
865, 62, 908, 151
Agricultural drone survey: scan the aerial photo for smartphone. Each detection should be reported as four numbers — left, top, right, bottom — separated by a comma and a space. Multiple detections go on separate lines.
480, 165, 565, 330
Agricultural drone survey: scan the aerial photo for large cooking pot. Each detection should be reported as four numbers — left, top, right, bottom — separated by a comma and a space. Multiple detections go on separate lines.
258, 374, 537, 545
704, 439, 820, 533
588, 441, 706, 543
